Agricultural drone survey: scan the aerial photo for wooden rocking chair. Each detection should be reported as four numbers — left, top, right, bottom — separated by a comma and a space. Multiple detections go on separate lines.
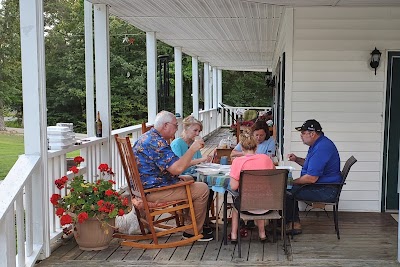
114, 134, 203, 249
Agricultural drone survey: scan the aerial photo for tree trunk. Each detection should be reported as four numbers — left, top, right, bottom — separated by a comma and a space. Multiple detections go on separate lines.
0, 100, 6, 131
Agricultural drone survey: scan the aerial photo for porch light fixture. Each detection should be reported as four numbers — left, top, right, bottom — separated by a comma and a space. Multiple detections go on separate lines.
265, 69, 275, 87
370, 47, 381, 75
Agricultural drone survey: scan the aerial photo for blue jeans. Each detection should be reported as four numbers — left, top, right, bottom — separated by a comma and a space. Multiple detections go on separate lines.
285, 185, 338, 223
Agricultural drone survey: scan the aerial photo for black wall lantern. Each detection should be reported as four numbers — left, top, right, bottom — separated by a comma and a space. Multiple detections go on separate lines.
370, 47, 381, 75
265, 69, 275, 87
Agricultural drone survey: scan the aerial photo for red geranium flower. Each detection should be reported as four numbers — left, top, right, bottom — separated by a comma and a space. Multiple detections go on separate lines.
118, 209, 125, 216
73, 156, 85, 164
105, 189, 113, 196
69, 166, 79, 174
50, 194, 61, 205
77, 212, 89, 223
56, 207, 65, 216
60, 214, 73, 225
98, 163, 109, 172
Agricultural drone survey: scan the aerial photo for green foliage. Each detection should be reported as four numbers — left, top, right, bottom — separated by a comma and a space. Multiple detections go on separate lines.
222, 71, 272, 107
1, 0, 272, 134
0, 133, 24, 180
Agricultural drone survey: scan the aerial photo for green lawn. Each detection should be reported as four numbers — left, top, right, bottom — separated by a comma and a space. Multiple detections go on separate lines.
0, 133, 24, 180
0, 133, 80, 180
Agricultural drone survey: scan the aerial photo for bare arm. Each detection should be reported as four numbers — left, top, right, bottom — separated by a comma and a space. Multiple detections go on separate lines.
230, 178, 239, 191
293, 174, 318, 184
167, 139, 205, 175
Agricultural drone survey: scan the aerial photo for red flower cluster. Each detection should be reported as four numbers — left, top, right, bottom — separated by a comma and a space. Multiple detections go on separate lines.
55, 176, 69, 190
50, 156, 130, 229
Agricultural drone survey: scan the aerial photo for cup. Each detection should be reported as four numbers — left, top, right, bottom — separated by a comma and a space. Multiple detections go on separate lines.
195, 136, 204, 148
220, 156, 229, 165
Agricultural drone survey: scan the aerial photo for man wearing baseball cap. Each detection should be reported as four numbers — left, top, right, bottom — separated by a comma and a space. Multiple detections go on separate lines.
285, 119, 341, 235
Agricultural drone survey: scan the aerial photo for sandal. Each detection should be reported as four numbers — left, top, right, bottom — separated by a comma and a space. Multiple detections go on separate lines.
227, 233, 238, 244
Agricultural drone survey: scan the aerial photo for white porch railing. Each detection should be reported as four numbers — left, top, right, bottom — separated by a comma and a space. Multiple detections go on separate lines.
219, 104, 272, 127
0, 107, 258, 266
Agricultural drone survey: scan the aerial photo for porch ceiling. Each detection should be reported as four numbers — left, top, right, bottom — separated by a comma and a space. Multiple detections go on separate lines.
88, 0, 400, 72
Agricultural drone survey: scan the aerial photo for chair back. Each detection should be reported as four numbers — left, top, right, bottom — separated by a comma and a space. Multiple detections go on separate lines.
341, 155, 357, 183
213, 148, 233, 164
114, 134, 145, 200
238, 169, 288, 212
141, 121, 153, 133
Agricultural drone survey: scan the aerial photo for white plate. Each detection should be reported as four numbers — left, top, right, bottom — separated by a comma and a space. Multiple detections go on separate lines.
219, 165, 231, 171
197, 163, 220, 168
197, 168, 220, 175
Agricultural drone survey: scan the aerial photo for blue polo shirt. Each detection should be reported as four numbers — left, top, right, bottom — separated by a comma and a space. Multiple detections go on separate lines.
301, 134, 342, 183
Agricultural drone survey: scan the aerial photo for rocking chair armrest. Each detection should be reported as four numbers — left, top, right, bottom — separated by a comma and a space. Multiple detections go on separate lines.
144, 180, 195, 193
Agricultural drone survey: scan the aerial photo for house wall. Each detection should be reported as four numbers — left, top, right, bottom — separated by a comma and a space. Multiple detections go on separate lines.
283, 6, 400, 212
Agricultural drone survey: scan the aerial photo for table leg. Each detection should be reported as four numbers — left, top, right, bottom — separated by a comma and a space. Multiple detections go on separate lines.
223, 191, 228, 245
215, 192, 219, 241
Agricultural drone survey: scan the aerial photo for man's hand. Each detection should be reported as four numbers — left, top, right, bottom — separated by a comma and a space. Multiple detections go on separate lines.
287, 153, 297, 162
191, 138, 205, 151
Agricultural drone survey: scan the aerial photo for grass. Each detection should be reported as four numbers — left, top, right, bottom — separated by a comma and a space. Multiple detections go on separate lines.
0, 133, 24, 180
0, 133, 80, 180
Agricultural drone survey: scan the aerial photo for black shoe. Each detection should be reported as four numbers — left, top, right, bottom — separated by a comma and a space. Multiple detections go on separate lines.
182, 231, 214, 241
203, 226, 214, 235
246, 220, 256, 229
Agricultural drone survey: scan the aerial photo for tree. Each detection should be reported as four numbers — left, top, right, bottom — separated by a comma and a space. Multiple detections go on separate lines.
0, 0, 22, 131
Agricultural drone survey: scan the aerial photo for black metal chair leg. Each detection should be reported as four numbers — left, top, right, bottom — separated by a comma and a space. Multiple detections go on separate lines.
223, 191, 228, 245
333, 204, 340, 239
238, 212, 241, 258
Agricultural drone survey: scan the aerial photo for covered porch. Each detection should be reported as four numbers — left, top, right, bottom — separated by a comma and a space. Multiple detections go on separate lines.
2, 0, 400, 266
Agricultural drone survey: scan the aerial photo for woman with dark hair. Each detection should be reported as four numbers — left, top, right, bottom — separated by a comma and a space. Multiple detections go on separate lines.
231, 120, 275, 158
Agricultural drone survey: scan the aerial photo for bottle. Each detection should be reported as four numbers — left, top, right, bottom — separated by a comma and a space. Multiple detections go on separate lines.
96, 111, 102, 137
287, 171, 293, 190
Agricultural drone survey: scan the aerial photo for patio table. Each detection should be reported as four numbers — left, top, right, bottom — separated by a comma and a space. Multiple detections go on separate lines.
197, 172, 230, 243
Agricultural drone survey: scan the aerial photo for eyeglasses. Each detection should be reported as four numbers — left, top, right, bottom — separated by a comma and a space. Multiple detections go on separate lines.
300, 131, 313, 136
166, 122, 179, 129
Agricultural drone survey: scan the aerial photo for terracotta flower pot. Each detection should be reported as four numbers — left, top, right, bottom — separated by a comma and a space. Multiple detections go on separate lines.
74, 217, 115, 251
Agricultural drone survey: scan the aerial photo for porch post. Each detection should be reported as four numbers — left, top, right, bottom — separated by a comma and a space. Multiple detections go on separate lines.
94, 4, 111, 163
203, 62, 210, 110
84, 1, 95, 137
212, 67, 218, 109
19, 0, 49, 257
218, 69, 222, 127
192, 56, 199, 119
146, 32, 157, 123
174, 47, 183, 118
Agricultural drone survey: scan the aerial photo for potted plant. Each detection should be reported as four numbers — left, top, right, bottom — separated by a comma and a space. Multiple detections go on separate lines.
50, 156, 130, 250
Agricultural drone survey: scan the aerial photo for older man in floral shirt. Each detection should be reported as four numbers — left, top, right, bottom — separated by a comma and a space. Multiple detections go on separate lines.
133, 110, 213, 241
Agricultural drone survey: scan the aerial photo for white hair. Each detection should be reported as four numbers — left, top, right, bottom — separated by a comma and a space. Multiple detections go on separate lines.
154, 110, 175, 130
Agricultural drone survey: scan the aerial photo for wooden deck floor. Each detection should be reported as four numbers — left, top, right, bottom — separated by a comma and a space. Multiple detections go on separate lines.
36, 128, 399, 266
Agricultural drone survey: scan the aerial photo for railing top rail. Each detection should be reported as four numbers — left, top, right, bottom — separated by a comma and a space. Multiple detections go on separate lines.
0, 154, 40, 222
111, 124, 142, 136
47, 137, 107, 158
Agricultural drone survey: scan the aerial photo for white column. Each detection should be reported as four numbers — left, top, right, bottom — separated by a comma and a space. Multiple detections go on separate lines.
84, 1, 95, 137
212, 67, 218, 109
203, 62, 210, 110
218, 69, 223, 127
192, 56, 199, 119
218, 69, 222, 106
174, 47, 183, 118
146, 32, 157, 123
19, 0, 49, 258
94, 4, 111, 163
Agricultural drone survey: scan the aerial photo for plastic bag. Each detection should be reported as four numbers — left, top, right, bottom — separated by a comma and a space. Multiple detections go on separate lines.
115, 208, 141, 235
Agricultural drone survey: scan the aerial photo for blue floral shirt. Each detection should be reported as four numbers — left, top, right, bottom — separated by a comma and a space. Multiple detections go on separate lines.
132, 128, 180, 189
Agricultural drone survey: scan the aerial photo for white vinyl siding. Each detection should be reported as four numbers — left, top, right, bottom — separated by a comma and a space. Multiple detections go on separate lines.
285, 6, 400, 212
